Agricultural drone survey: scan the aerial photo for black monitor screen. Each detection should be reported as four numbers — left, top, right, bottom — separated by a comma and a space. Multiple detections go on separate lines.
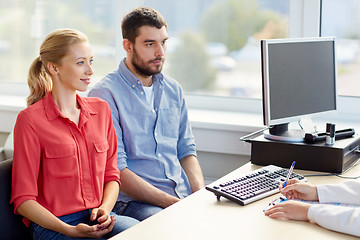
262, 38, 337, 126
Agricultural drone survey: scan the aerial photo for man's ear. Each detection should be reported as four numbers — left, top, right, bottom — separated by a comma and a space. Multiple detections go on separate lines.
123, 39, 133, 53
47, 62, 58, 75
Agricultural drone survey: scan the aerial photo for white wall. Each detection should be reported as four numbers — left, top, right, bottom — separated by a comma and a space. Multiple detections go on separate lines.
197, 151, 250, 183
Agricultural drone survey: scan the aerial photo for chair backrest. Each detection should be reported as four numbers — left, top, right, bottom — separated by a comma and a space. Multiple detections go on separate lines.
0, 159, 32, 240
3, 131, 14, 160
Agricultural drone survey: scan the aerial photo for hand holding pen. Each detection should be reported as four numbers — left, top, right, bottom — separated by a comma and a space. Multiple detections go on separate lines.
280, 179, 319, 201
264, 162, 319, 212
263, 161, 295, 212
265, 177, 318, 220
280, 161, 318, 201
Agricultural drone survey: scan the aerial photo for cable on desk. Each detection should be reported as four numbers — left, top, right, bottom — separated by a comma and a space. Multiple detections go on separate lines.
239, 126, 272, 142
335, 159, 360, 179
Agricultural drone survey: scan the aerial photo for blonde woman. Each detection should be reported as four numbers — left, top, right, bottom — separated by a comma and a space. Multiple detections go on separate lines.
10, 29, 139, 240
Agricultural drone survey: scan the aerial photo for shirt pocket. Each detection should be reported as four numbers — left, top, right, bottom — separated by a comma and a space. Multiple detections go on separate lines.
44, 144, 77, 179
93, 140, 109, 175
160, 107, 180, 138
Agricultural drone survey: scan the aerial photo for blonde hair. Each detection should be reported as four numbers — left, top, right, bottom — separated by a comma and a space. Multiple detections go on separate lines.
27, 29, 88, 106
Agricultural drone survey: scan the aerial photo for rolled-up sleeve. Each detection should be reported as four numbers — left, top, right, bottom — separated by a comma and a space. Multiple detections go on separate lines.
177, 90, 196, 161
10, 111, 41, 213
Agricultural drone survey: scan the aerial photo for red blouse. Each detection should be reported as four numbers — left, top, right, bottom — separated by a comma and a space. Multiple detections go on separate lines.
10, 92, 120, 224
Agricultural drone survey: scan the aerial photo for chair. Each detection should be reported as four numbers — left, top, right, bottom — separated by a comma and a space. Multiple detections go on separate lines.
0, 131, 13, 162
0, 159, 32, 240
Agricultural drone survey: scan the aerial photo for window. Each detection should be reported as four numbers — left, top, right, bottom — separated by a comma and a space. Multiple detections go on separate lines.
321, 0, 360, 97
0, 0, 117, 84
150, 0, 290, 99
1, 0, 288, 100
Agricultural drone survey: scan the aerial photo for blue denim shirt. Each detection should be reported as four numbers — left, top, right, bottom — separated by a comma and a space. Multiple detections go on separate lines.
88, 59, 196, 203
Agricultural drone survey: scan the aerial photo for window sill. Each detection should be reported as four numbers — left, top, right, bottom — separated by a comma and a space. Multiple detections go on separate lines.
1, 94, 360, 156
188, 109, 263, 131
0, 95, 26, 112
188, 109, 263, 156
0, 95, 26, 133
0, 94, 261, 155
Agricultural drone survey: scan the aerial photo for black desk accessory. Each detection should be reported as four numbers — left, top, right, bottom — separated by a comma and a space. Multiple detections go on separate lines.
325, 123, 336, 145
304, 128, 355, 144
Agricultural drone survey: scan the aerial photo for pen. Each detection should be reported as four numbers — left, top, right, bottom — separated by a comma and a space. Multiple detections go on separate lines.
282, 161, 296, 188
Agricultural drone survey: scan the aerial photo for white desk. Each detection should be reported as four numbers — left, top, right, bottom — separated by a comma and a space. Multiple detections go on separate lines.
110, 162, 360, 240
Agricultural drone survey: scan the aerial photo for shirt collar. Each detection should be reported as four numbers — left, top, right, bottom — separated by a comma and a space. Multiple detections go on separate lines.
119, 58, 164, 87
43, 91, 97, 121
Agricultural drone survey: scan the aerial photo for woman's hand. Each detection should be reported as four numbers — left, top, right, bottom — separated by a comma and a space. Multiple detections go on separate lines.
90, 207, 113, 230
67, 212, 115, 239
67, 180, 119, 238
280, 179, 319, 201
264, 200, 311, 221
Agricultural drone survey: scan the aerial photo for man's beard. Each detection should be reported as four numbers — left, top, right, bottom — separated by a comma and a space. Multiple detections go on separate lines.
132, 48, 164, 77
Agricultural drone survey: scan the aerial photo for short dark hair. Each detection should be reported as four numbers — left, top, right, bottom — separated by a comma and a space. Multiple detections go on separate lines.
121, 7, 167, 43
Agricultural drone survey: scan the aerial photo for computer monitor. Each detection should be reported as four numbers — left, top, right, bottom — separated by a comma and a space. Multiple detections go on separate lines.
261, 37, 337, 142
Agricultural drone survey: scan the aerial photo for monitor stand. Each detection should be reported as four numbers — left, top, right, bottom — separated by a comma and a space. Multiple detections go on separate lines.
263, 123, 305, 143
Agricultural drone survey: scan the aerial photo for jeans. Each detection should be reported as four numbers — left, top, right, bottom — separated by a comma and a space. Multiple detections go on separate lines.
30, 209, 139, 240
113, 201, 163, 221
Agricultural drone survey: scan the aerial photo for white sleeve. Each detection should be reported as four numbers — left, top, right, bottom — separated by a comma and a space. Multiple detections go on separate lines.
308, 204, 360, 237
317, 181, 360, 205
